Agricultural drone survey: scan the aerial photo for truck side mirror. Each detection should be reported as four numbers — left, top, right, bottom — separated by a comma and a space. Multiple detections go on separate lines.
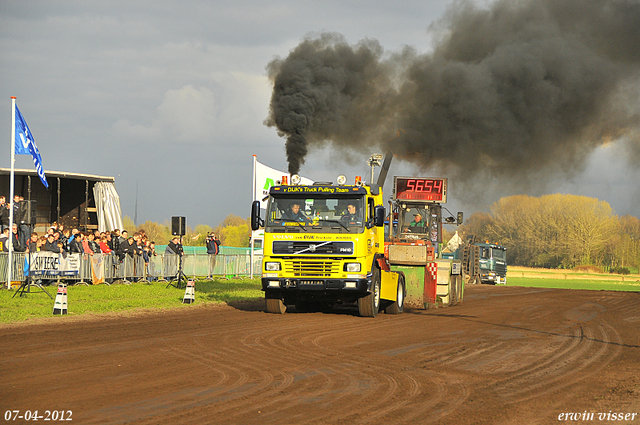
374, 205, 385, 227
457, 211, 464, 225
251, 200, 263, 231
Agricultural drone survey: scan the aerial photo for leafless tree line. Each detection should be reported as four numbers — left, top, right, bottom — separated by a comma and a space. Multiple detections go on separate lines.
460, 194, 640, 270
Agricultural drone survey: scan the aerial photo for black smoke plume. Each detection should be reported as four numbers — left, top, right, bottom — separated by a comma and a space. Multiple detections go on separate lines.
265, 0, 640, 182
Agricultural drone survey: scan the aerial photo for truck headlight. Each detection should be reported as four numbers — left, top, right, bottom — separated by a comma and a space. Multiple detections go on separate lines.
344, 263, 361, 272
265, 262, 281, 271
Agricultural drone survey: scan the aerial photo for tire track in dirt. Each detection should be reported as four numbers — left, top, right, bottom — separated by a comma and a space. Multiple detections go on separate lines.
243, 313, 432, 424
5, 285, 638, 425
160, 312, 465, 425
495, 321, 622, 403
84, 345, 276, 424
160, 331, 330, 423
114, 315, 374, 424
390, 298, 625, 419
289, 313, 468, 424
603, 293, 640, 323
80, 318, 326, 424
415, 303, 623, 406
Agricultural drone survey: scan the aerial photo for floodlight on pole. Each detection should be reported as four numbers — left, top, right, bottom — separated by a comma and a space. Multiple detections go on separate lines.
367, 153, 383, 184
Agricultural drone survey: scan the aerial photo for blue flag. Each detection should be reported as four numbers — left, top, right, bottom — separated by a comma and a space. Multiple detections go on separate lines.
15, 104, 48, 189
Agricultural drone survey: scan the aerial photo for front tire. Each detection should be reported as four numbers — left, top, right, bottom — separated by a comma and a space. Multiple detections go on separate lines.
359, 268, 381, 317
385, 275, 405, 314
265, 291, 286, 314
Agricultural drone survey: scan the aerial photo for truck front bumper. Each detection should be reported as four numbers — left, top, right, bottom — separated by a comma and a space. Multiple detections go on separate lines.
480, 271, 506, 284
261, 277, 370, 293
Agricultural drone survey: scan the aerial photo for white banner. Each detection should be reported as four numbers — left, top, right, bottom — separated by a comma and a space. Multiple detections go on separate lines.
90, 253, 105, 285
26, 252, 81, 276
254, 159, 313, 209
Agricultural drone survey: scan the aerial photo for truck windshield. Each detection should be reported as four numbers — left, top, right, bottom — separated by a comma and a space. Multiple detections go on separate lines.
492, 248, 506, 260
266, 196, 365, 233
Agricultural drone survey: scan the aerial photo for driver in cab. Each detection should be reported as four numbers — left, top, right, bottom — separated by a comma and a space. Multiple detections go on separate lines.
282, 202, 309, 222
340, 203, 361, 224
406, 213, 426, 232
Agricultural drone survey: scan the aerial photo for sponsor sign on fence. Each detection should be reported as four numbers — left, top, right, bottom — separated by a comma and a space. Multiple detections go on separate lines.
2, 252, 263, 285
27, 252, 80, 276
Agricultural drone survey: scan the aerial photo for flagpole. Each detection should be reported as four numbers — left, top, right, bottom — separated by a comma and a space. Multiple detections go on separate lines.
7, 97, 17, 289
250, 155, 257, 279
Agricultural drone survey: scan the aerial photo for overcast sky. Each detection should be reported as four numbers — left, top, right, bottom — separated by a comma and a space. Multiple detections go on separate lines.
1, 0, 638, 229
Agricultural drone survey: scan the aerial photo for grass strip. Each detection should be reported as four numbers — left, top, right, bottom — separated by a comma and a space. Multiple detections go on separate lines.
507, 277, 640, 292
0, 278, 263, 324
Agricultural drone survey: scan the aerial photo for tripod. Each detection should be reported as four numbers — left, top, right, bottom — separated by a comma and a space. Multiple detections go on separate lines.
166, 235, 187, 289
12, 250, 53, 299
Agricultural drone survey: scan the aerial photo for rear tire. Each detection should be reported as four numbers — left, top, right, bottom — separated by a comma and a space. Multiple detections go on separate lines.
265, 292, 286, 314
359, 268, 381, 317
384, 276, 405, 315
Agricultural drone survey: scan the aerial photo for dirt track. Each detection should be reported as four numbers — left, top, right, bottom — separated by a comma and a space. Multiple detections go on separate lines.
2, 285, 639, 424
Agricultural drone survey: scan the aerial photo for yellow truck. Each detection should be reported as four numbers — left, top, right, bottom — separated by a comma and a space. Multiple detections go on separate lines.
250, 175, 405, 317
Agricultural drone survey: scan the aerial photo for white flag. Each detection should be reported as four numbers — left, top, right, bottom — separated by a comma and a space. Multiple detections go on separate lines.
254, 159, 313, 208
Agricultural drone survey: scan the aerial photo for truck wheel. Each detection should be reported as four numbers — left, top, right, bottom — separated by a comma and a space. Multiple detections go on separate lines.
265, 292, 286, 314
384, 276, 405, 315
359, 268, 381, 317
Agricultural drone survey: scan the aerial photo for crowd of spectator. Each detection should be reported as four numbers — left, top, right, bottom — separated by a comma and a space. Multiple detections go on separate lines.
1, 194, 159, 262
1, 195, 232, 285
1, 219, 158, 266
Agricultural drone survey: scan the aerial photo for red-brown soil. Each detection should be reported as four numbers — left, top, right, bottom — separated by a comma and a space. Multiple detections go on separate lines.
1, 285, 639, 424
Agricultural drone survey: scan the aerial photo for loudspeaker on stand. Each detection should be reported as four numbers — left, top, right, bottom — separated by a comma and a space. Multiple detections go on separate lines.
171, 216, 186, 236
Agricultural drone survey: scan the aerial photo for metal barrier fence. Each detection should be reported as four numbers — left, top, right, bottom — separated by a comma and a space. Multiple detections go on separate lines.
0, 252, 263, 285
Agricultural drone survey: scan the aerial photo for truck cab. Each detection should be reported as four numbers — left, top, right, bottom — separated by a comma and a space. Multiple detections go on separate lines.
476, 242, 507, 284
251, 176, 405, 317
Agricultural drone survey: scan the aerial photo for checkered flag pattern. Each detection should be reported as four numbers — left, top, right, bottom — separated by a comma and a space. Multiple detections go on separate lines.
427, 263, 438, 281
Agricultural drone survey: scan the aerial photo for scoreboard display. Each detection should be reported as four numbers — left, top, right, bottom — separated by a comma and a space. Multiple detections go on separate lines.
394, 177, 447, 203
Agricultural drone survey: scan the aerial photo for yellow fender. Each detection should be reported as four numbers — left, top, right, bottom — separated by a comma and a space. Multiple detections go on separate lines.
380, 269, 400, 302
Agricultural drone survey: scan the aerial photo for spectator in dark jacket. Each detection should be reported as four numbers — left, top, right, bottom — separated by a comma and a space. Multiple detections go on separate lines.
45, 233, 62, 253
206, 233, 221, 279
68, 231, 83, 253
87, 233, 100, 254
0, 196, 9, 232
118, 237, 136, 261
165, 236, 183, 256
26, 232, 39, 253
10, 223, 25, 252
